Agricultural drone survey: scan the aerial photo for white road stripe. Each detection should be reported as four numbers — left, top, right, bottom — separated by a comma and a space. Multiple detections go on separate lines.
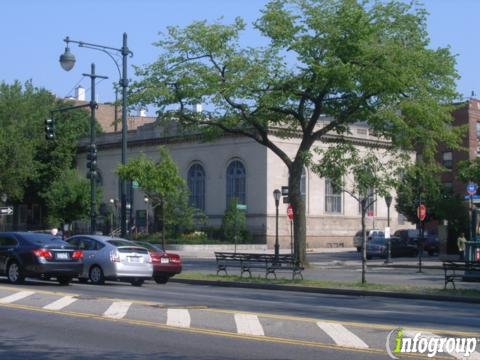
404, 330, 480, 360
234, 313, 265, 336
0, 291, 35, 304
43, 296, 77, 311
317, 321, 369, 349
167, 309, 191, 328
103, 301, 132, 319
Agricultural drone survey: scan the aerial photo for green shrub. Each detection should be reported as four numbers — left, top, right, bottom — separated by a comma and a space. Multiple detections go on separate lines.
222, 198, 249, 243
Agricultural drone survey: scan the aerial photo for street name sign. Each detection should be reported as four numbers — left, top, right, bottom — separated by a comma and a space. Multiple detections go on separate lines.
236, 204, 247, 211
0, 207, 13, 216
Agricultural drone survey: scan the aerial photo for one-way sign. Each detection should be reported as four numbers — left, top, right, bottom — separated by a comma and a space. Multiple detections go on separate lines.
0, 207, 13, 216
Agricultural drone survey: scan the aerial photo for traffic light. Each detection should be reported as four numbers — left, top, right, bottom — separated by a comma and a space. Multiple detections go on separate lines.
86, 145, 97, 177
45, 118, 55, 140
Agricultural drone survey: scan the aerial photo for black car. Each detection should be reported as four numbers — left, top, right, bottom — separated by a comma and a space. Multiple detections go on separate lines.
0, 232, 83, 285
366, 236, 418, 260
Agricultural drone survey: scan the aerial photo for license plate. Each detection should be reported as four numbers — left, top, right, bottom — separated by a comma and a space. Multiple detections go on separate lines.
128, 256, 140, 263
56, 252, 69, 260
160, 258, 169, 264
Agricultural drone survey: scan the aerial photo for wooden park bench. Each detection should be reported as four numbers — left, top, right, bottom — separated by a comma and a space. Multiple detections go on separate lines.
442, 261, 480, 289
214, 252, 304, 280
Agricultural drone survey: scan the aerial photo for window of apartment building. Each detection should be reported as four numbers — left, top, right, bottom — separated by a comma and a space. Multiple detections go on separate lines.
325, 178, 342, 213
442, 151, 453, 169
188, 163, 205, 211
226, 160, 246, 206
476, 122, 480, 138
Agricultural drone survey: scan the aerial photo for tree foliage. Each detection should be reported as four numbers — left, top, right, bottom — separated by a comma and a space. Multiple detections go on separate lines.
313, 142, 405, 283
43, 169, 94, 227
117, 146, 194, 241
0, 80, 94, 226
130, 0, 461, 262
222, 199, 248, 243
396, 163, 468, 240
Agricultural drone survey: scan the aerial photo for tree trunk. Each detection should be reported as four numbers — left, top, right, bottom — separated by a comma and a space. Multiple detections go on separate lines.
361, 199, 367, 284
289, 163, 306, 264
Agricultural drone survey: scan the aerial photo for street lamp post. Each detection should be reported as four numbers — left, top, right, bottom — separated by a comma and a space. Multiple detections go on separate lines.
384, 194, 393, 264
273, 189, 281, 262
60, 33, 132, 238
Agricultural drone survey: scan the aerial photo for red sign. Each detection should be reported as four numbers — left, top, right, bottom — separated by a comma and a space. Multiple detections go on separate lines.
417, 204, 427, 222
287, 204, 294, 220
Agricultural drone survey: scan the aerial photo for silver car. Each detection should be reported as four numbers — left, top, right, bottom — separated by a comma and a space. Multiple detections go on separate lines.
66, 235, 153, 286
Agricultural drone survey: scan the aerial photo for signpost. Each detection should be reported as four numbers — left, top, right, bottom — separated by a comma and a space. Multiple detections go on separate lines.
466, 183, 478, 242
0, 207, 13, 216
234, 203, 247, 253
417, 204, 426, 222
417, 203, 427, 273
287, 204, 294, 256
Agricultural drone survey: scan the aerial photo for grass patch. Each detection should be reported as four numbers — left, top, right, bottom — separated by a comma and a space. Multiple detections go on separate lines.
176, 272, 480, 299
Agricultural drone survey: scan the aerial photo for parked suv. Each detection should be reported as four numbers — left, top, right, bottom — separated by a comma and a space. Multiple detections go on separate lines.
353, 229, 384, 252
393, 229, 438, 256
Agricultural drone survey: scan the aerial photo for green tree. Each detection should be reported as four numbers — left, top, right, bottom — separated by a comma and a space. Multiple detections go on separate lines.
396, 163, 468, 243
0, 80, 95, 227
42, 169, 95, 227
313, 143, 404, 283
130, 0, 460, 263
117, 146, 194, 248
222, 198, 248, 245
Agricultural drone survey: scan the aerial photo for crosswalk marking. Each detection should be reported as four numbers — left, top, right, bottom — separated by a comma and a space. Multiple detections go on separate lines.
167, 309, 191, 328
234, 314, 265, 336
103, 301, 132, 319
317, 321, 369, 349
43, 296, 77, 311
0, 291, 35, 304
404, 330, 480, 360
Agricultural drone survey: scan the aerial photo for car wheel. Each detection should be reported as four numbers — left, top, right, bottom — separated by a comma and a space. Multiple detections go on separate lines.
130, 278, 144, 287
78, 277, 88, 284
7, 261, 25, 284
356, 247, 361, 252
154, 274, 170, 284
366, 255, 372, 260
57, 276, 72, 286
89, 266, 105, 285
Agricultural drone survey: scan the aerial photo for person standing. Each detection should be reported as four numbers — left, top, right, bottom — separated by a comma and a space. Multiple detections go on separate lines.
457, 233, 467, 260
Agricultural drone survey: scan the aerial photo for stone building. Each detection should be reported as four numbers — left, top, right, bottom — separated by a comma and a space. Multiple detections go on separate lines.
78, 118, 413, 249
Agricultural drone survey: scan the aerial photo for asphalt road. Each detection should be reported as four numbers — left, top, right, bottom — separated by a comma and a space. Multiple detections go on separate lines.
0, 277, 479, 359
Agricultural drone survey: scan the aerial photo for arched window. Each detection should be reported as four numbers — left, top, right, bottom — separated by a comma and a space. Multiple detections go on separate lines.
226, 160, 246, 206
188, 163, 205, 211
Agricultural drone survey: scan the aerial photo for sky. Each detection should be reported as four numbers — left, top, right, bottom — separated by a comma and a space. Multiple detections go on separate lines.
1, 0, 479, 113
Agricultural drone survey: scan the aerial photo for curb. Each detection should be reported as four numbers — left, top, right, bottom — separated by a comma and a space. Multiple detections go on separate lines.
170, 278, 480, 304
368, 264, 442, 270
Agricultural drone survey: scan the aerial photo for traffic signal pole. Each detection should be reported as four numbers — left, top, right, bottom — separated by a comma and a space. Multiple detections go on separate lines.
48, 63, 107, 235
